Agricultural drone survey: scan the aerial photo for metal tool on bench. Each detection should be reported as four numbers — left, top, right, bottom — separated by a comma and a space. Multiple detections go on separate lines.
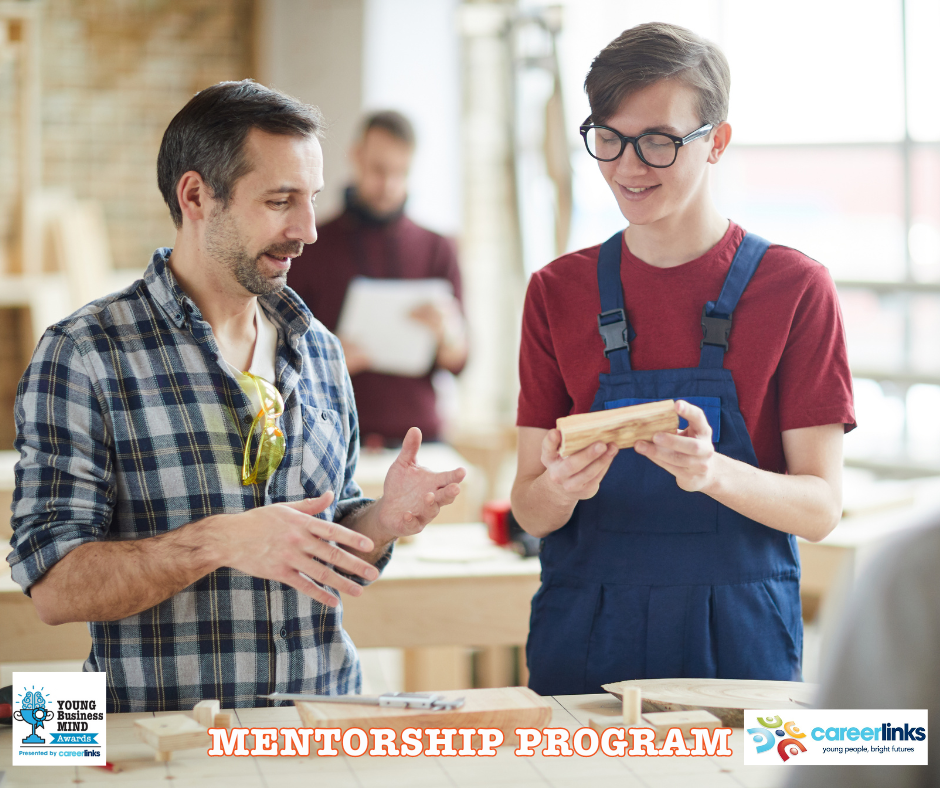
259, 691, 465, 711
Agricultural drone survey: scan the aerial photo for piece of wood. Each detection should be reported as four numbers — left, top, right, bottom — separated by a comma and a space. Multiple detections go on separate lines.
212, 711, 235, 730
295, 686, 551, 749
556, 399, 678, 457
134, 714, 211, 761
642, 710, 722, 742
588, 718, 629, 736
603, 678, 817, 728
192, 699, 220, 728
621, 686, 641, 725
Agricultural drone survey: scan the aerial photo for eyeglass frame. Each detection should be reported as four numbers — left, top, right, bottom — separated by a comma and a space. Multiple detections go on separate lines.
241, 371, 286, 485
579, 116, 714, 168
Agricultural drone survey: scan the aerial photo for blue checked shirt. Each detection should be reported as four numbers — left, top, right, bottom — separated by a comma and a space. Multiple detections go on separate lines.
7, 248, 389, 712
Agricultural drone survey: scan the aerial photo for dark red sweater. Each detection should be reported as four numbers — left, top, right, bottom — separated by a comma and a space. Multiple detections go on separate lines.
289, 202, 463, 444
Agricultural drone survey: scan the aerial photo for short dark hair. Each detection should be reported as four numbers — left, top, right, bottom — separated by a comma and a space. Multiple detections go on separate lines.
359, 109, 415, 147
157, 80, 324, 228
584, 22, 730, 127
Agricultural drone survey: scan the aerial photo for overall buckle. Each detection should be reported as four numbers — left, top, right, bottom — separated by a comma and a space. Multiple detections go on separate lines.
701, 305, 732, 351
597, 309, 629, 356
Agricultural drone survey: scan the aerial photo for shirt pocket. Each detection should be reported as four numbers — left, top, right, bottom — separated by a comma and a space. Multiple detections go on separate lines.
299, 404, 346, 501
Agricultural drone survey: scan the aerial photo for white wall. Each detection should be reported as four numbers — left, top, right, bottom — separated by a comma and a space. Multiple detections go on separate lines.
362, 0, 462, 235
256, 0, 365, 222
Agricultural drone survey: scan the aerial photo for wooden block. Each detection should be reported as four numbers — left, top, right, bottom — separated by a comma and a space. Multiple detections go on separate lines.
295, 686, 551, 748
556, 399, 678, 457
622, 686, 641, 726
192, 699, 220, 728
134, 714, 210, 761
212, 711, 235, 730
588, 718, 628, 736
642, 710, 722, 742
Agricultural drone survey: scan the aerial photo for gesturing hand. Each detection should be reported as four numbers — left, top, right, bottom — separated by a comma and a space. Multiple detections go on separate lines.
634, 399, 717, 492
223, 492, 380, 608
376, 427, 466, 538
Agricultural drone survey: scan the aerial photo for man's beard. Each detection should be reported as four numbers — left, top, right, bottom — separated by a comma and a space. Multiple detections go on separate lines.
204, 205, 303, 296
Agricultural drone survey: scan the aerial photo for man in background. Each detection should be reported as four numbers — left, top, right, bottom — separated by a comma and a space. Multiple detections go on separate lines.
290, 110, 468, 448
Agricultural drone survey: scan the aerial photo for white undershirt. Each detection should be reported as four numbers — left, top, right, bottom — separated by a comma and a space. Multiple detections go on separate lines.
223, 302, 280, 416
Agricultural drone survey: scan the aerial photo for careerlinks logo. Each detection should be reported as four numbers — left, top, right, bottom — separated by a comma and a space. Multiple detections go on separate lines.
743, 709, 928, 766
11, 672, 107, 766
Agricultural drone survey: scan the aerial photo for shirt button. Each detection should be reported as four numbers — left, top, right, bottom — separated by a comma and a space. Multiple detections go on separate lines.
280, 627, 288, 639
320, 413, 328, 421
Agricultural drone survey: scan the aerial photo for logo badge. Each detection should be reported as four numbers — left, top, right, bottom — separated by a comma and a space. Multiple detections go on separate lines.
11, 672, 107, 766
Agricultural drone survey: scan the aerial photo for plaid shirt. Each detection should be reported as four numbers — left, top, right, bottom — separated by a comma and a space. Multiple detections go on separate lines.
7, 248, 389, 712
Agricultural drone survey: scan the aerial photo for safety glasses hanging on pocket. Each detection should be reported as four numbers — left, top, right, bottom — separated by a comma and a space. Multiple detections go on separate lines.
241, 372, 286, 485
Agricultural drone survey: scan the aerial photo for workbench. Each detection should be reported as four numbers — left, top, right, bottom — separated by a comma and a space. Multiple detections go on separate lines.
0, 693, 785, 788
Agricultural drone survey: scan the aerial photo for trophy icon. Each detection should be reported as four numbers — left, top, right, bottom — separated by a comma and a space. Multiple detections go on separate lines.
14, 690, 53, 744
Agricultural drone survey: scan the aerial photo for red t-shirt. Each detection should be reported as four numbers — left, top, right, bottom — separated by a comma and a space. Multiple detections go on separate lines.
290, 207, 463, 444
517, 222, 856, 474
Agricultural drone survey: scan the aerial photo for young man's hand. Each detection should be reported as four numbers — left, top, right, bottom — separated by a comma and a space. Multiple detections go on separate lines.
634, 399, 717, 492
539, 429, 620, 501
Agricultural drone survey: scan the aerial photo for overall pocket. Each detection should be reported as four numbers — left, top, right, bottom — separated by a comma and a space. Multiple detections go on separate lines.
596, 448, 718, 534
595, 395, 720, 534
526, 578, 599, 696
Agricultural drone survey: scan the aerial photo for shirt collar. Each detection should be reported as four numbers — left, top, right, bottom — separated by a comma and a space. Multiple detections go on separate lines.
144, 247, 313, 341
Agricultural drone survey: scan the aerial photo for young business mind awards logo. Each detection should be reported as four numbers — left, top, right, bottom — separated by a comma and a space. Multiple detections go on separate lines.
11, 672, 107, 766
743, 709, 928, 766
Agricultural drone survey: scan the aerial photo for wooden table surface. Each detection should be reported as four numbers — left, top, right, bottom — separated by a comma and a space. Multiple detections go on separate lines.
0, 693, 785, 788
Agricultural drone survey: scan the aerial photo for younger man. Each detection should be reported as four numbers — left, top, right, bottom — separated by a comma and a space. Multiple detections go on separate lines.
511, 23, 855, 695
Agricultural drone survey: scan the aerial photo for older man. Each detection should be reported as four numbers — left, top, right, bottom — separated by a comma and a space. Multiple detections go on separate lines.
7, 81, 464, 712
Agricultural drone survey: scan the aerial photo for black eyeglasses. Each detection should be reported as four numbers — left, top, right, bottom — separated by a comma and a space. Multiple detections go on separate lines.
579, 117, 714, 168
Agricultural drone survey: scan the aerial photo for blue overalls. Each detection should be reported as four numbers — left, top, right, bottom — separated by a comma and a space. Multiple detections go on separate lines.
526, 231, 803, 696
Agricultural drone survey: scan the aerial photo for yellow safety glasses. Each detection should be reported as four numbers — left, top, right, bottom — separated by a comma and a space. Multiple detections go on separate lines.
241, 372, 286, 485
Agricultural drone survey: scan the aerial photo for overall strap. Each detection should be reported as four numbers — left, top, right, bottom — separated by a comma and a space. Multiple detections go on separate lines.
596, 230, 632, 373
699, 232, 771, 368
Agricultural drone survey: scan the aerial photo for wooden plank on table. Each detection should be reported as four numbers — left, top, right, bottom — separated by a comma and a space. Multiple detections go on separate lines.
557, 399, 678, 457
296, 686, 551, 748
342, 574, 541, 648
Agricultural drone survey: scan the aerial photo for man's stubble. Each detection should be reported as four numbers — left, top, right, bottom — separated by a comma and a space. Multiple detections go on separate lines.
204, 203, 302, 296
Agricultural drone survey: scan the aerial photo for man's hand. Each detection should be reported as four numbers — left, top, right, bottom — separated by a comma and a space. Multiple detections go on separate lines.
409, 301, 448, 340
409, 298, 468, 374
634, 399, 716, 492
539, 428, 620, 501
220, 492, 380, 608
373, 427, 466, 539
339, 335, 371, 376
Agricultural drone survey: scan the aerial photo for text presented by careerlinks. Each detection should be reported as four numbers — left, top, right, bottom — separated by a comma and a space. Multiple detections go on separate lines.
206, 726, 733, 757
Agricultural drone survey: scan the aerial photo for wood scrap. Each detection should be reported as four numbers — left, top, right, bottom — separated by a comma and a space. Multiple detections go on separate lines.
295, 686, 551, 749
192, 699, 219, 728
603, 678, 818, 728
212, 711, 235, 730
134, 714, 210, 761
557, 400, 678, 457
642, 709, 721, 742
